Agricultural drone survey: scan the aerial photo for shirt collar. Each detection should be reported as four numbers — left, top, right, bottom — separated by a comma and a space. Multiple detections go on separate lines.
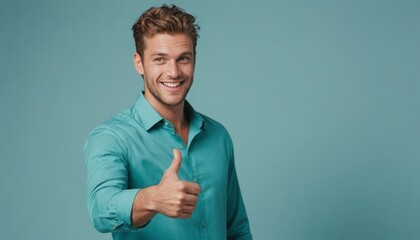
185, 101, 205, 131
134, 93, 204, 131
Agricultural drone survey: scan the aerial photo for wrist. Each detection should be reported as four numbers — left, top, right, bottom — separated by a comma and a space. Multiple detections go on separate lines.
131, 187, 158, 227
141, 186, 159, 213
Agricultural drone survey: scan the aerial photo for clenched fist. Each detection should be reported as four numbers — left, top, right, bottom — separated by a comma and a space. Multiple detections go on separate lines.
154, 148, 201, 218
131, 149, 201, 227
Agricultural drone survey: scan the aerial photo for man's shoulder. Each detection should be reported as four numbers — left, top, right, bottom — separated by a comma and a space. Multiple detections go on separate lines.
104, 108, 134, 127
88, 108, 138, 138
197, 112, 231, 137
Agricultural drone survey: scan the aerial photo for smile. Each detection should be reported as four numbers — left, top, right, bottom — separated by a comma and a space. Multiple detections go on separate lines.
161, 81, 184, 88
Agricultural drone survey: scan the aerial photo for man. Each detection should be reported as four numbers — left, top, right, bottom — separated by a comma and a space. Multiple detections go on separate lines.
85, 4, 252, 240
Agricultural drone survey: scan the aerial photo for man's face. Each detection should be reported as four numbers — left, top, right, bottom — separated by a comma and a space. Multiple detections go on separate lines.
134, 33, 195, 110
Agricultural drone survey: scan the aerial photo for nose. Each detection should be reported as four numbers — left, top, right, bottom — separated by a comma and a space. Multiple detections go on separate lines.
167, 60, 180, 79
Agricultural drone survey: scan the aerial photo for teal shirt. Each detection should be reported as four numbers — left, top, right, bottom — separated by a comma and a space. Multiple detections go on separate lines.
84, 94, 252, 240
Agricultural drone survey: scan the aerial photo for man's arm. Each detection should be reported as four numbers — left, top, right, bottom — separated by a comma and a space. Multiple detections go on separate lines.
85, 127, 142, 232
130, 149, 201, 227
85, 128, 200, 232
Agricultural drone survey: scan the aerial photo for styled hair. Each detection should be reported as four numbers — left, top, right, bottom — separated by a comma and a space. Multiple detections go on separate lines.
131, 4, 200, 58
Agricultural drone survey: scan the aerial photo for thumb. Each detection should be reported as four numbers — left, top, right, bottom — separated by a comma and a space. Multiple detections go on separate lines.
168, 148, 182, 174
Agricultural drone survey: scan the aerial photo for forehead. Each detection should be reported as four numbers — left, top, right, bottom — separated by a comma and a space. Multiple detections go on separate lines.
143, 33, 194, 56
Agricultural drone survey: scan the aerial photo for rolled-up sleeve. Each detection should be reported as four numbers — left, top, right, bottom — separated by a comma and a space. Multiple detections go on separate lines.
84, 126, 145, 233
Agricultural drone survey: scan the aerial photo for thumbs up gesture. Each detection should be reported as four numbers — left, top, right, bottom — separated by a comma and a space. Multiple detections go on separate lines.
153, 149, 201, 218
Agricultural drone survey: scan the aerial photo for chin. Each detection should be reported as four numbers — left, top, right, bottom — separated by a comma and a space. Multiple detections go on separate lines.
163, 99, 185, 107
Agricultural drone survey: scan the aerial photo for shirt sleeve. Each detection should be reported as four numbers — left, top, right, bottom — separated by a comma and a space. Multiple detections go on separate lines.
226, 138, 253, 240
84, 126, 147, 233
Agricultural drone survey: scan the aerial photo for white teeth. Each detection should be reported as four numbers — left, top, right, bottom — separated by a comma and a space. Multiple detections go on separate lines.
162, 82, 182, 88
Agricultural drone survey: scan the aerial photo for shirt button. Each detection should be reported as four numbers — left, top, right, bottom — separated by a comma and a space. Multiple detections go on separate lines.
180, 145, 184, 149
200, 221, 205, 228
164, 122, 168, 126
194, 178, 198, 183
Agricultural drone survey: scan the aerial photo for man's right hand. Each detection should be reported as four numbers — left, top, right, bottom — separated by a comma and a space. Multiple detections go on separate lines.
131, 149, 201, 227
153, 148, 201, 218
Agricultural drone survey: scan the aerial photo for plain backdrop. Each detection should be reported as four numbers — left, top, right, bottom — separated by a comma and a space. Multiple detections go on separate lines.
1, 0, 419, 239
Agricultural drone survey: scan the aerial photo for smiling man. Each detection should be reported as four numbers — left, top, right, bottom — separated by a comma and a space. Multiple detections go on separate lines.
84, 5, 252, 240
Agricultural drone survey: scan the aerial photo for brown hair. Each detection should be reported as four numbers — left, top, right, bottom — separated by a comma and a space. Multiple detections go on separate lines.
132, 4, 200, 59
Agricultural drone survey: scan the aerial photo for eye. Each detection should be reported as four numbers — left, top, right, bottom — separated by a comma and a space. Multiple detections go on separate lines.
178, 56, 191, 63
153, 57, 165, 63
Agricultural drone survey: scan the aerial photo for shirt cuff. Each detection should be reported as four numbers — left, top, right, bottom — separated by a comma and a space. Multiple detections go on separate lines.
114, 188, 143, 228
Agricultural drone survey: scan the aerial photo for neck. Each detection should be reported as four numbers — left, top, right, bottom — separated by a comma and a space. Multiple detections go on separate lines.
144, 93, 189, 144
160, 103, 186, 130
161, 104, 189, 145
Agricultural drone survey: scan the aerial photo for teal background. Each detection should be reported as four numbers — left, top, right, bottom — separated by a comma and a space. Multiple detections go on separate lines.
1, 0, 419, 239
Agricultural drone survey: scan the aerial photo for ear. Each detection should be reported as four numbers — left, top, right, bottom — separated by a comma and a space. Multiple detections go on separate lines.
133, 52, 144, 76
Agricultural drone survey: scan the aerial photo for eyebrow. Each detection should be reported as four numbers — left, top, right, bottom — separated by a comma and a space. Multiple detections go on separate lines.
150, 51, 193, 57
180, 51, 193, 56
150, 53, 167, 57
